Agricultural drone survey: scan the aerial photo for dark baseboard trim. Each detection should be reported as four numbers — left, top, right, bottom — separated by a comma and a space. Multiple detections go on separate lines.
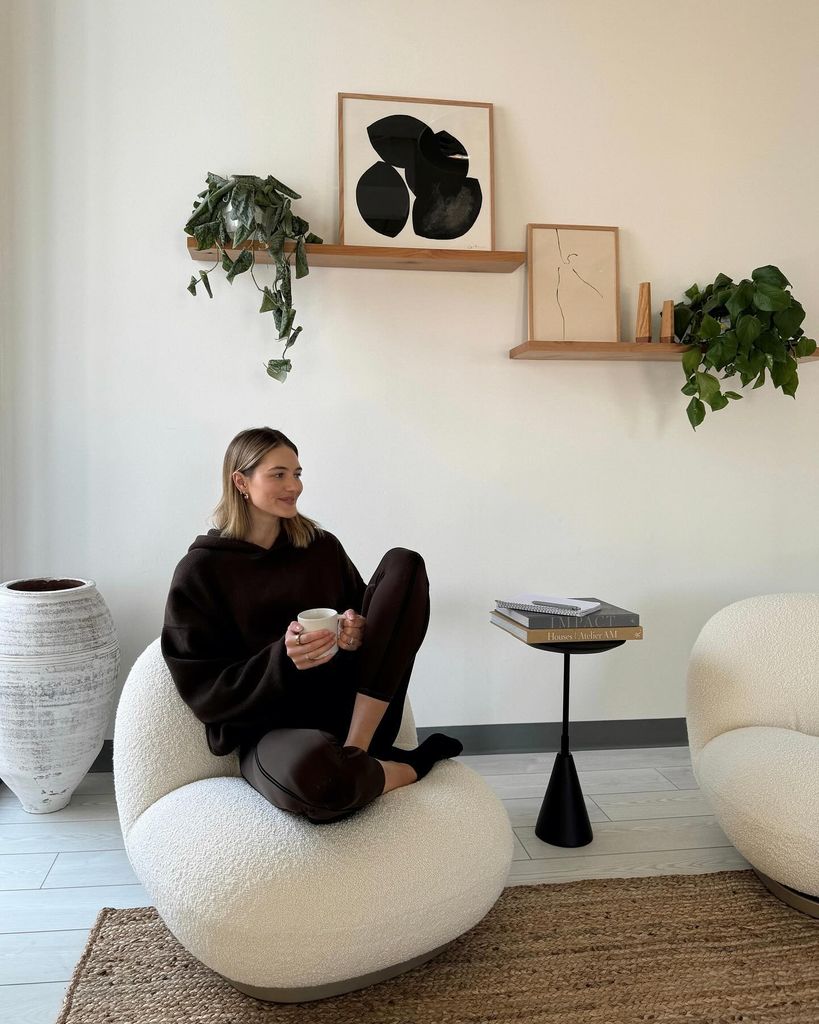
89, 718, 688, 771
417, 718, 689, 754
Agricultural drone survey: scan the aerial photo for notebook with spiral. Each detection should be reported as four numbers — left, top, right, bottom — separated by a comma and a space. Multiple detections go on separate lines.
495, 594, 601, 617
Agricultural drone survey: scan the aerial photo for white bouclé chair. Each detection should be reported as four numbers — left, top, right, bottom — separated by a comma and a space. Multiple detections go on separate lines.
113, 639, 514, 1002
686, 593, 819, 918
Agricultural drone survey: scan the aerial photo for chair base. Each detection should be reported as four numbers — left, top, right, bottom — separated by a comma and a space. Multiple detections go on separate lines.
754, 868, 819, 920
222, 938, 453, 1003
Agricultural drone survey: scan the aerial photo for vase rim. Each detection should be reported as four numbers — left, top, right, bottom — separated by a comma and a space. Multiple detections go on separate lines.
0, 578, 96, 597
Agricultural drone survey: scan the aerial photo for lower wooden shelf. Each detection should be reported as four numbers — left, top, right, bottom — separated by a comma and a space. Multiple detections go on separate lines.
187, 237, 525, 273
510, 340, 819, 362
510, 341, 692, 360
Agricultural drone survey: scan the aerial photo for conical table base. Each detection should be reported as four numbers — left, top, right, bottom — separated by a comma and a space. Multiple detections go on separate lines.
536, 751, 593, 847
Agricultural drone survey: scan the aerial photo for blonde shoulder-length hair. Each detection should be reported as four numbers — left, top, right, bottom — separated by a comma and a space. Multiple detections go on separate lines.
211, 427, 323, 549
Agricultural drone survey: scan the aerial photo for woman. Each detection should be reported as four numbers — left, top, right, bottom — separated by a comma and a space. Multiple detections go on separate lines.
161, 427, 462, 824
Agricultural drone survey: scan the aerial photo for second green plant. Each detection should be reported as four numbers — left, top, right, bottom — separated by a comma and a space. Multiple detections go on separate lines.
674, 265, 816, 429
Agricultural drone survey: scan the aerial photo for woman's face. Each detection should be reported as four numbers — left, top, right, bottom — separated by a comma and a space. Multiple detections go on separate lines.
240, 446, 303, 519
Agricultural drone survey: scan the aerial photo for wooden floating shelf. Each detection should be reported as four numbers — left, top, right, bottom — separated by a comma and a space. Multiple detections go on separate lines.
187, 236, 525, 273
510, 340, 819, 362
511, 341, 692, 360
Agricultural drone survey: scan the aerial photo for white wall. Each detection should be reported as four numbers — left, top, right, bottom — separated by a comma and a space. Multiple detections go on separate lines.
4, 0, 819, 740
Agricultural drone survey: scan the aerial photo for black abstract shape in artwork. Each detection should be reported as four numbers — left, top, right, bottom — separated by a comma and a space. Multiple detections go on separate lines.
355, 161, 410, 237
366, 115, 428, 171
356, 115, 482, 240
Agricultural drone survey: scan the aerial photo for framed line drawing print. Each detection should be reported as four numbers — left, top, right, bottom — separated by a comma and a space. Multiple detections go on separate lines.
338, 92, 494, 250
528, 224, 621, 343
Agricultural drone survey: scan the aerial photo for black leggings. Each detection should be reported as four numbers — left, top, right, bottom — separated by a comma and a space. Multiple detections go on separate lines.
239, 548, 430, 823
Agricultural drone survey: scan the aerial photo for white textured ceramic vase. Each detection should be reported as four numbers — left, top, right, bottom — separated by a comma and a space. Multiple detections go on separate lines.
0, 578, 120, 813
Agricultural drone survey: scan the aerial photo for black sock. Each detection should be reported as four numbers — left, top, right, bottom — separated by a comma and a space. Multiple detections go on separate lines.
378, 733, 463, 780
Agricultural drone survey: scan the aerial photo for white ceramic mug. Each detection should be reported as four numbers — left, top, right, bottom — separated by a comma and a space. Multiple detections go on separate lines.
297, 607, 340, 657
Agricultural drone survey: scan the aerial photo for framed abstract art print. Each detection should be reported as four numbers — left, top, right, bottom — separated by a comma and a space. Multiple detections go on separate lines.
527, 224, 621, 343
338, 92, 494, 250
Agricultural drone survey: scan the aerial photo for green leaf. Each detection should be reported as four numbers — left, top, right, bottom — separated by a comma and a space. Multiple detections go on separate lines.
794, 337, 817, 357
284, 325, 302, 352
279, 307, 296, 340
771, 356, 798, 391
260, 287, 279, 313
753, 282, 791, 312
736, 314, 762, 349
725, 280, 753, 320
707, 342, 724, 369
720, 331, 738, 364
200, 270, 212, 298
305, 232, 323, 244
230, 185, 253, 229
225, 249, 253, 283
684, 283, 700, 301
724, 392, 742, 400
713, 273, 734, 290
262, 205, 282, 235
193, 220, 219, 250
278, 260, 292, 304
231, 222, 253, 247
266, 228, 286, 257
699, 314, 722, 340
709, 393, 729, 411
770, 338, 788, 364
221, 251, 234, 274
187, 276, 198, 296
696, 371, 722, 408
681, 380, 698, 396
687, 397, 705, 429
752, 367, 766, 389
206, 172, 230, 189
295, 236, 309, 279
265, 358, 292, 382
774, 299, 805, 339
682, 347, 701, 377
264, 174, 301, 200
674, 305, 693, 342
781, 369, 799, 396
747, 349, 767, 375
752, 265, 791, 289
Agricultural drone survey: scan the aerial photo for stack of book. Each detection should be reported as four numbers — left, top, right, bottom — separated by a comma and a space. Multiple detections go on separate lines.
490, 595, 642, 644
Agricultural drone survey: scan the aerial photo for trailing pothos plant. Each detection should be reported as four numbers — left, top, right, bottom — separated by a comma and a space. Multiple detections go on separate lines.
184, 173, 323, 383
674, 265, 815, 429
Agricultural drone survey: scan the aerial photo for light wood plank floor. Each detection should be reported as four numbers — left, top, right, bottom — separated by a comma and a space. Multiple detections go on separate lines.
0, 745, 748, 1023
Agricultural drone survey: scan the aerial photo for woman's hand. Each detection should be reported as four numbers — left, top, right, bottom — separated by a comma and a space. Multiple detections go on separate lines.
285, 622, 338, 670
338, 609, 366, 652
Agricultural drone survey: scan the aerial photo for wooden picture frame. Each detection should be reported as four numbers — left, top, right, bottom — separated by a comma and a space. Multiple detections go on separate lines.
338, 92, 495, 250
527, 224, 621, 343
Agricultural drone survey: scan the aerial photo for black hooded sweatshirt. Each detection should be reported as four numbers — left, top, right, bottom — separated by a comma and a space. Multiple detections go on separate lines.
160, 527, 366, 756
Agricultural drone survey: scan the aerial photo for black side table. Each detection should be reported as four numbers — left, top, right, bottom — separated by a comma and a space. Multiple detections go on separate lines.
530, 640, 625, 848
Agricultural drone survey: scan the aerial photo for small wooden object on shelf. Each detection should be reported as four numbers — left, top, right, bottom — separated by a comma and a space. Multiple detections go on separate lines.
660, 300, 675, 344
636, 282, 652, 343
187, 237, 525, 274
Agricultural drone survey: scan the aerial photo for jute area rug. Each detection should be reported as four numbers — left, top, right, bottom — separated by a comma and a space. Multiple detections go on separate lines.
56, 870, 819, 1023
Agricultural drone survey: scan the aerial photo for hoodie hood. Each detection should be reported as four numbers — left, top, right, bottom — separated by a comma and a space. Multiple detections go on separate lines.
187, 528, 289, 554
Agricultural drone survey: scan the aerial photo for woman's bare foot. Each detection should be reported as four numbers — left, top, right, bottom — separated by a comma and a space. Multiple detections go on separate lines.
376, 758, 417, 794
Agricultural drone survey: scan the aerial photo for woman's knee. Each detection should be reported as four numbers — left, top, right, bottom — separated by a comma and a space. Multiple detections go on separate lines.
379, 548, 427, 581
286, 731, 358, 810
